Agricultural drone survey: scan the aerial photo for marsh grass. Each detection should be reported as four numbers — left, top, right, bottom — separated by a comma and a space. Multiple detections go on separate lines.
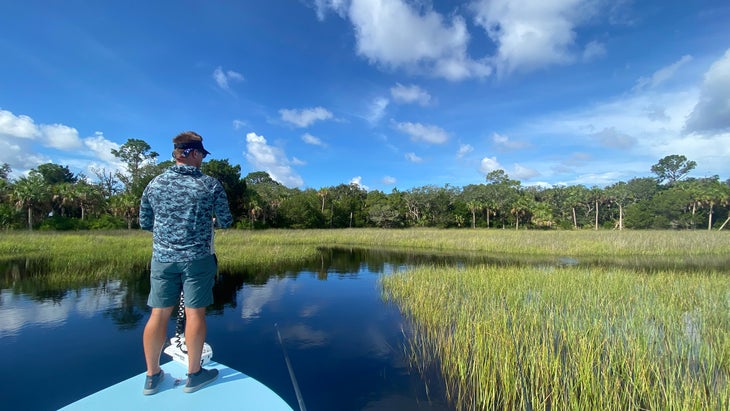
3, 228, 730, 409
382, 266, 730, 410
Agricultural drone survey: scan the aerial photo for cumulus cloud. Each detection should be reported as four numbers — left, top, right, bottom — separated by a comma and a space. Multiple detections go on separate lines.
313, 0, 624, 79
0, 109, 38, 139
479, 156, 501, 174
394, 121, 449, 144
382, 175, 396, 185
391, 83, 432, 105
213, 66, 244, 91
280, 107, 333, 128
685, 49, 730, 134
41, 124, 83, 150
245, 132, 304, 187
350, 176, 369, 190
472, 0, 602, 75
321, 0, 490, 80
0, 109, 121, 177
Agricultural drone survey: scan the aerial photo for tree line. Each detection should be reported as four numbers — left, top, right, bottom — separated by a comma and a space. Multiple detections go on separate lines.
1, 139, 729, 231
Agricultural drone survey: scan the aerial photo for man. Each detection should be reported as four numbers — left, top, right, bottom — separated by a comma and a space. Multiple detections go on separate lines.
139, 131, 232, 395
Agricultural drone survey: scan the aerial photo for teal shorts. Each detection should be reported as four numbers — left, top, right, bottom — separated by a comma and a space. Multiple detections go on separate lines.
148, 254, 217, 308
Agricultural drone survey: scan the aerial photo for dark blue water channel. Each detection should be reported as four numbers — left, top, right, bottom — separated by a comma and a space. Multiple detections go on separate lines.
0, 248, 455, 411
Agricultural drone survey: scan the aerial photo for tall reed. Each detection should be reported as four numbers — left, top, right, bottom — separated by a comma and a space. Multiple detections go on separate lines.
382, 265, 730, 410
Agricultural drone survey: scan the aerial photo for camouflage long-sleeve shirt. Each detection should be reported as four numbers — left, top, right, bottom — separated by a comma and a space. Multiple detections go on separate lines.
139, 164, 232, 262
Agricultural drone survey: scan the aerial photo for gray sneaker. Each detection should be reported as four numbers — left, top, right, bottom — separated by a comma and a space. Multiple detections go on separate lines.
183, 367, 219, 393
143, 370, 165, 395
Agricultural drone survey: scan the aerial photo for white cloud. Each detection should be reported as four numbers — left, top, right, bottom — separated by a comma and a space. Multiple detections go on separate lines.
212, 66, 244, 91
492, 132, 528, 150
457, 143, 474, 158
41, 124, 82, 150
479, 156, 501, 174
302, 132, 326, 147
685, 49, 730, 134
83, 132, 122, 165
390, 83, 431, 105
280, 107, 333, 128
394, 121, 449, 144
366, 97, 389, 124
339, 0, 491, 80
0, 110, 121, 177
0, 109, 38, 139
313, 0, 348, 20
512, 163, 540, 180
472, 0, 601, 75
382, 175, 396, 185
405, 152, 423, 163
634, 55, 693, 91
350, 176, 369, 190
245, 132, 304, 187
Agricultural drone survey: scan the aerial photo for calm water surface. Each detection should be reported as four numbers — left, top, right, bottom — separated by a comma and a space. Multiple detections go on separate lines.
0, 249, 452, 411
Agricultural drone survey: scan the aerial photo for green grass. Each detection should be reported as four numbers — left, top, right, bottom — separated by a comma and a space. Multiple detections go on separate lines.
382, 265, 730, 410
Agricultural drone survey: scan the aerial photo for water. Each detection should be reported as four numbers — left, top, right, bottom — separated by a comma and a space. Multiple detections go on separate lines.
0, 250, 451, 411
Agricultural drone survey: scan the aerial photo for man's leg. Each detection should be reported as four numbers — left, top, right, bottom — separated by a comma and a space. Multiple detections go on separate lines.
143, 306, 174, 375
184, 306, 207, 374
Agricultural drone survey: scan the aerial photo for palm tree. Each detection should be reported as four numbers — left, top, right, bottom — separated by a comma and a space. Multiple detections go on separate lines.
11, 174, 50, 230
465, 200, 481, 229
697, 179, 730, 230
317, 188, 328, 213
76, 181, 104, 220
109, 193, 139, 229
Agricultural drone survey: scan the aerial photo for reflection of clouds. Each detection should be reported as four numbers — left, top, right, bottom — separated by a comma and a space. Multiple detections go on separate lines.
239, 278, 291, 320
0, 283, 126, 337
299, 304, 320, 318
280, 323, 328, 349
0, 291, 71, 336
363, 323, 395, 359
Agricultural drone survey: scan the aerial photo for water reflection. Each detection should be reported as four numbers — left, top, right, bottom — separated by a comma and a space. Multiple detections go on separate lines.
0, 249, 453, 411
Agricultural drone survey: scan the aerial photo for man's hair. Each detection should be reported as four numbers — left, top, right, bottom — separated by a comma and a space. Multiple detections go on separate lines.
172, 131, 204, 159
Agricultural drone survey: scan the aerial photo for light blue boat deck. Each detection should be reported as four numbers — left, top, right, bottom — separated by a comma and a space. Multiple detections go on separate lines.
60, 360, 293, 410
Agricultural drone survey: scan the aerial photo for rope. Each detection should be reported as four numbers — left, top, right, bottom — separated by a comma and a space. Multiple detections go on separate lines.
173, 290, 187, 353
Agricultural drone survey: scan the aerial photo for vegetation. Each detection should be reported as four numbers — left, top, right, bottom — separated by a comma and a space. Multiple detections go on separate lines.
3, 229, 729, 409
382, 265, 730, 410
1, 144, 729, 231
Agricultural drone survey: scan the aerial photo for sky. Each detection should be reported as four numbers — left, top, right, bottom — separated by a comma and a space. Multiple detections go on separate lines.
1, 0, 729, 191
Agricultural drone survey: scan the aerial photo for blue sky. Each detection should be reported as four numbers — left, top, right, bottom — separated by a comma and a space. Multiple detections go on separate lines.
1, 0, 729, 191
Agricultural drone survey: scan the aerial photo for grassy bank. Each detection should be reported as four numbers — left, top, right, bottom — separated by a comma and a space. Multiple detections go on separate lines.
2, 228, 729, 284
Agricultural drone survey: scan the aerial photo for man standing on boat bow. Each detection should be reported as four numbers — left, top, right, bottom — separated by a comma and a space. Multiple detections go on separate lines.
139, 131, 232, 395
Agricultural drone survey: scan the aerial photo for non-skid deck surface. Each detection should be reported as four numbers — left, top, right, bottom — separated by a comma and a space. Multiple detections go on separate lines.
60, 360, 293, 410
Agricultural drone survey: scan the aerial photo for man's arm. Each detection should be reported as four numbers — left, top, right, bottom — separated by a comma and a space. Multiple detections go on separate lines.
213, 183, 233, 228
139, 187, 154, 231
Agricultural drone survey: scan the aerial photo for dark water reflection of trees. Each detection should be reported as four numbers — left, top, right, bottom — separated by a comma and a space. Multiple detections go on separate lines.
2, 247, 729, 331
